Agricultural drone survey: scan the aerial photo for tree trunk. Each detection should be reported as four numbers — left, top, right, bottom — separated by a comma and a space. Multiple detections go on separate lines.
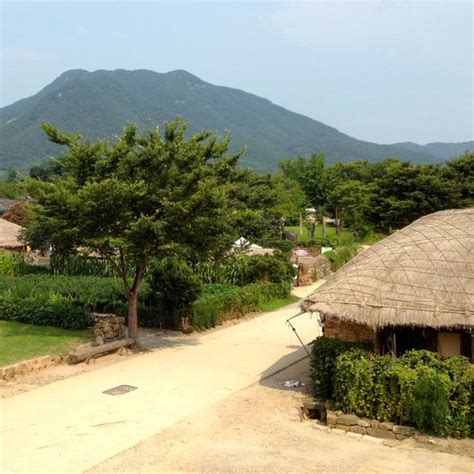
127, 291, 139, 342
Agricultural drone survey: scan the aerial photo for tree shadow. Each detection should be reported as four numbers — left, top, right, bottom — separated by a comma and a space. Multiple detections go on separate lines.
138, 327, 202, 350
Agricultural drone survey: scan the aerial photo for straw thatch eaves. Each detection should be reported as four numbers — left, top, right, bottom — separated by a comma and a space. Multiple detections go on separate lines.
0, 218, 24, 249
0, 199, 20, 212
302, 209, 474, 329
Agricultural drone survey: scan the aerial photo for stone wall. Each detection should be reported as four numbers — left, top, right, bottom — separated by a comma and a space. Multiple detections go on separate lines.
326, 410, 416, 440
324, 316, 378, 349
92, 313, 125, 344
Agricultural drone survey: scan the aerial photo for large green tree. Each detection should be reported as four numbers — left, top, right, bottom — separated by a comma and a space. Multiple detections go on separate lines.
229, 170, 305, 241
280, 153, 333, 210
23, 119, 241, 342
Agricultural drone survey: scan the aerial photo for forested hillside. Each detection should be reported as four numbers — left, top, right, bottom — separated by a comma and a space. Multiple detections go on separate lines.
1, 69, 472, 173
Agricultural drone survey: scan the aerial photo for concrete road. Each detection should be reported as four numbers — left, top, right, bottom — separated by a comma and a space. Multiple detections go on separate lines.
0, 284, 322, 473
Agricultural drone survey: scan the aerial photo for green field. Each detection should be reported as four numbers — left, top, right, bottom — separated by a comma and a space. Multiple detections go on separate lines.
0, 321, 92, 366
285, 224, 337, 243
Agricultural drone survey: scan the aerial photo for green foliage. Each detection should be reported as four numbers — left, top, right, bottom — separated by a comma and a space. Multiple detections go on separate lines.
0, 251, 15, 276
411, 370, 450, 436
22, 118, 243, 339
324, 244, 359, 272
0, 275, 135, 328
229, 171, 305, 241
309, 336, 362, 400
259, 238, 294, 253
148, 257, 203, 329
50, 254, 118, 277
194, 254, 295, 287
0, 296, 91, 330
322, 153, 474, 235
280, 154, 334, 209
191, 282, 291, 329
334, 349, 377, 418
0, 169, 21, 199
311, 344, 474, 438
0, 251, 48, 277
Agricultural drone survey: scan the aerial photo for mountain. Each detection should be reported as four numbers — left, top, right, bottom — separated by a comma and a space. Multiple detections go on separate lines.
0, 69, 472, 173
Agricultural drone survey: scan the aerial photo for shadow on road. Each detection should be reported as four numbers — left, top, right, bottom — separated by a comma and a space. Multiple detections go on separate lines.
139, 328, 202, 350
258, 344, 312, 394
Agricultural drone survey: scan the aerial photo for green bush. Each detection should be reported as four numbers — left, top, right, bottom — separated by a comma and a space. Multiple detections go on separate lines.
0, 274, 150, 329
411, 369, 450, 436
334, 349, 377, 418
194, 253, 295, 287
191, 282, 291, 329
0, 295, 92, 329
324, 244, 359, 272
244, 254, 296, 284
259, 238, 294, 253
309, 336, 362, 400
50, 254, 118, 277
312, 345, 474, 437
0, 251, 48, 277
148, 257, 202, 329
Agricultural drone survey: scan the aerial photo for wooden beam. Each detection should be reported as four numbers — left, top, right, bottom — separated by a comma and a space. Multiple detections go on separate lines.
69, 338, 135, 364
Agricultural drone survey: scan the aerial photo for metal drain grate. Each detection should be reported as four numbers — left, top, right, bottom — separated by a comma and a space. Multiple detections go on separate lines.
103, 384, 138, 396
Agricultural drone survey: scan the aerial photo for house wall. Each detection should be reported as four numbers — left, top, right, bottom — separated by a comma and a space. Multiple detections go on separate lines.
323, 317, 378, 350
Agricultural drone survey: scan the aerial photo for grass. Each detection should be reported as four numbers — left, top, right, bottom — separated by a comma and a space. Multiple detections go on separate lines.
0, 321, 92, 366
256, 294, 300, 312
285, 224, 337, 243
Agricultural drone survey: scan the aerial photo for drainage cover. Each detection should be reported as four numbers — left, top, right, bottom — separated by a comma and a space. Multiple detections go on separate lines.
103, 384, 138, 396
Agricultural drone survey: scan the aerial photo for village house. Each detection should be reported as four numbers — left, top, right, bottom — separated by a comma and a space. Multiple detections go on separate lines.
0, 218, 27, 253
302, 209, 474, 361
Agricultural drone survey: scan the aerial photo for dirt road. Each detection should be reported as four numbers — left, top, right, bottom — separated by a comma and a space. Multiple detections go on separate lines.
0, 284, 322, 473
89, 359, 473, 474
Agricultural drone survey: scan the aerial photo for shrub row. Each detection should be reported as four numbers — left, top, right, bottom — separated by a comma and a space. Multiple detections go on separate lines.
0, 296, 92, 329
194, 254, 295, 287
192, 282, 291, 329
311, 337, 474, 437
324, 244, 359, 271
0, 251, 48, 277
0, 275, 146, 329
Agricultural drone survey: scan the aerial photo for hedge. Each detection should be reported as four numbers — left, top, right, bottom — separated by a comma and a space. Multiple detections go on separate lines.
191, 282, 291, 329
311, 337, 474, 438
0, 275, 150, 329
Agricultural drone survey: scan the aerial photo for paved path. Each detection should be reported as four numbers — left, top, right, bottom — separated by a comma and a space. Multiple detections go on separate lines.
0, 283, 323, 473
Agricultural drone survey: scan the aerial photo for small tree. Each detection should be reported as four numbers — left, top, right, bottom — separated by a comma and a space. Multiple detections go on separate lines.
23, 119, 241, 343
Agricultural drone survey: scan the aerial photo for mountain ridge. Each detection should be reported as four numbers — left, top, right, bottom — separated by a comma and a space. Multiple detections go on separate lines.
1, 68, 472, 173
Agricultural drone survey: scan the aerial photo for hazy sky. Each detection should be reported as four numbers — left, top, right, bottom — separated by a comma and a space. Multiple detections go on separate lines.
1, 1, 473, 144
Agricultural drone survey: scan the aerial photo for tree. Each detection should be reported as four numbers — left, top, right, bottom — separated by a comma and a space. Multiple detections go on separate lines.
367, 161, 458, 231
280, 154, 333, 210
328, 180, 373, 238
228, 170, 305, 241
23, 119, 241, 343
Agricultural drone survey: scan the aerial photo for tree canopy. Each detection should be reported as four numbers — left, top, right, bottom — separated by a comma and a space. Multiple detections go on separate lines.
23, 119, 243, 341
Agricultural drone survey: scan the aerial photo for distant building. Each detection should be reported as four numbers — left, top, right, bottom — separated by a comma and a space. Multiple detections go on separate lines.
0, 218, 26, 252
0, 199, 20, 215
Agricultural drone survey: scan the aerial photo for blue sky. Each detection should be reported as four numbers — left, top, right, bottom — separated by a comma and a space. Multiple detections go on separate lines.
1, 1, 472, 144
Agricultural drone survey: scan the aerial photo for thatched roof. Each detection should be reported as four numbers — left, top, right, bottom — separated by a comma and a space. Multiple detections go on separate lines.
302, 209, 474, 329
0, 199, 20, 212
0, 218, 24, 249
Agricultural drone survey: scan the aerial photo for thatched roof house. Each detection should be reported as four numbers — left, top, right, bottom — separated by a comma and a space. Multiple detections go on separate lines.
302, 209, 474, 360
0, 218, 25, 251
